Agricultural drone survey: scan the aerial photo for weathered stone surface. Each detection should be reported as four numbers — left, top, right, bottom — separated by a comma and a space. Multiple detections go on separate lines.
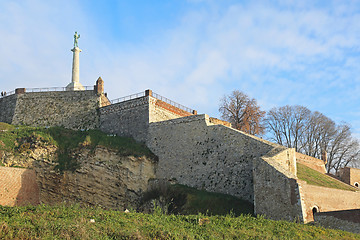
0, 94, 17, 123
147, 114, 278, 202
314, 214, 360, 234
1, 145, 157, 210
0, 90, 102, 130
253, 148, 303, 222
298, 180, 360, 223
100, 97, 150, 142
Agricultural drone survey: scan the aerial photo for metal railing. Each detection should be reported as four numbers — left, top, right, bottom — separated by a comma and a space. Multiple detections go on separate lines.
110, 91, 146, 104
0, 90, 15, 98
152, 92, 194, 113
0, 86, 94, 98
25, 86, 94, 92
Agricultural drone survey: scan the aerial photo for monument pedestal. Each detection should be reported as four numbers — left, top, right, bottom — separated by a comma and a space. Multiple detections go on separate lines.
66, 81, 85, 91
66, 46, 84, 91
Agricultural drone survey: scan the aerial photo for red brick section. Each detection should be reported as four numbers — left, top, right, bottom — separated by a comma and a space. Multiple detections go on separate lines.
95, 77, 104, 95
15, 88, 26, 94
155, 99, 193, 117
317, 209, 360, 224
0, 166, 39, 206
296, 152, 326, 173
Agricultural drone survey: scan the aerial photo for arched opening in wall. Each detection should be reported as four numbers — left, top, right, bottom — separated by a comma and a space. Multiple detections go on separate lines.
312, 206, 319, 217
355, 182, 359, 188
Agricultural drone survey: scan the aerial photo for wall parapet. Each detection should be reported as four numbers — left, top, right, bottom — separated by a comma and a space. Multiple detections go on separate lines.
0, 86, 97, 99
296, 152, 326, 173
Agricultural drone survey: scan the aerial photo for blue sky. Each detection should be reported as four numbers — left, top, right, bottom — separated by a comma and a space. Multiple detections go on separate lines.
1, 0, 360, 137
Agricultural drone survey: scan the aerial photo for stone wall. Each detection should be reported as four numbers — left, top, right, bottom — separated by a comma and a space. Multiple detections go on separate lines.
298, 180, 360, 223
253, 148, 304, 222
99, 95, 194, 142
0, 166, 40, 206
296, 152, 326, 173
99, 97, 150, 142
339, 167, 360, 188
11, 90, 100, 129
147, 114, 278, 202
0, 94, 17, 124
209, 117, 232, 128
314, 209, 360, 234
149, 96, 193, 123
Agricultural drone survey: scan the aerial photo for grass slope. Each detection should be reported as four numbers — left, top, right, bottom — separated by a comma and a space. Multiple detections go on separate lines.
297, 163, 356, 191
149, 184, 254, 216
0, 205, 359, 239
0, 122, 156, 171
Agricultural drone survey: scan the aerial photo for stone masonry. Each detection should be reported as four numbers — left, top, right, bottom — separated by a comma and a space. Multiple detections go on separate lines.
2, 84, 360, 228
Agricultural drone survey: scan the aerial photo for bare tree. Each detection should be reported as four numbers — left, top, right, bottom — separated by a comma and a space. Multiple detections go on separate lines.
326, 124, 360, 173
219, 90, 265, 136
266, 105, 310, 152
299, 111, 336, 159
265, 105, 360, 173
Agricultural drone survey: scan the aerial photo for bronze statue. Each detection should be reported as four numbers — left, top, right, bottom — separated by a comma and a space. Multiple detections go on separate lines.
74, 31, 80, 48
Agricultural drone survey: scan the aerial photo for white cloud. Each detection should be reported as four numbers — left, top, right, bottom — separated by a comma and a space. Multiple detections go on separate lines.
1, 0, 360, 135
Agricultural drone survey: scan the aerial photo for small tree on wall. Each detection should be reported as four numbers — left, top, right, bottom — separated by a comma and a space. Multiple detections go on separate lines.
219, 90, 266, 136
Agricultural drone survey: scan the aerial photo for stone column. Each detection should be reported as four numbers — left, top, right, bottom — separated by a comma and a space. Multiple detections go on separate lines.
72, 47, 81, 83
66, 47, 85, 91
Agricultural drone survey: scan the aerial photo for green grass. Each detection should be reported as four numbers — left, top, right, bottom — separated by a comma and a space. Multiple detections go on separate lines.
0, 204, 359, 239
297, 163, 356, 191
149, 184, 254, 216
0, 122, 156, 172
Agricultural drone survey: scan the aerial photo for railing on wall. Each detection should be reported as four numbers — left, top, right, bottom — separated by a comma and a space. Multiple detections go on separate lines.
152, 92, 194, 114
0, 86, 94, 99
25, 86, 94, 92
0, 90, 15, 98
110, 92, 146, 104
108, 90, 195, 114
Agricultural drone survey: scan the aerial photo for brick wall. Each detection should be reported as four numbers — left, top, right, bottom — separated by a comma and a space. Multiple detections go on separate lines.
0, 166, 39, 206
296, 152, 326, 173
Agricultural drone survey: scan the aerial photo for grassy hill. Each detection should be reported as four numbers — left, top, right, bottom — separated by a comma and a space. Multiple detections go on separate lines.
297, 163, 356, 191
1, 204, 359, 239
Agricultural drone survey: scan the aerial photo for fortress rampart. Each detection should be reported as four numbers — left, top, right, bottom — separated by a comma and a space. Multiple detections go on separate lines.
1, 81, 360, 229
147, 114, 279, 202
0, 83, 109, 130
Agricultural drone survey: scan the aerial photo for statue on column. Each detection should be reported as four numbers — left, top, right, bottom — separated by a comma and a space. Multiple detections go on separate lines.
74, 31, 80, 48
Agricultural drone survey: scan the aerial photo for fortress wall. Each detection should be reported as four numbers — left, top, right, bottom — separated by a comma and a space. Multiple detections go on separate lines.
296, 152, 326, 173
339, 167, 360, 187
298, 180, 360, 223
99, 97, 150, 142
11, 90, 100, 129
0, 94, 17, 124
147, 114, 277, 202
314, 213, 360, 234
0, 166, 40, 206
149, 96, 193, 123
253, 149, 303, 222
